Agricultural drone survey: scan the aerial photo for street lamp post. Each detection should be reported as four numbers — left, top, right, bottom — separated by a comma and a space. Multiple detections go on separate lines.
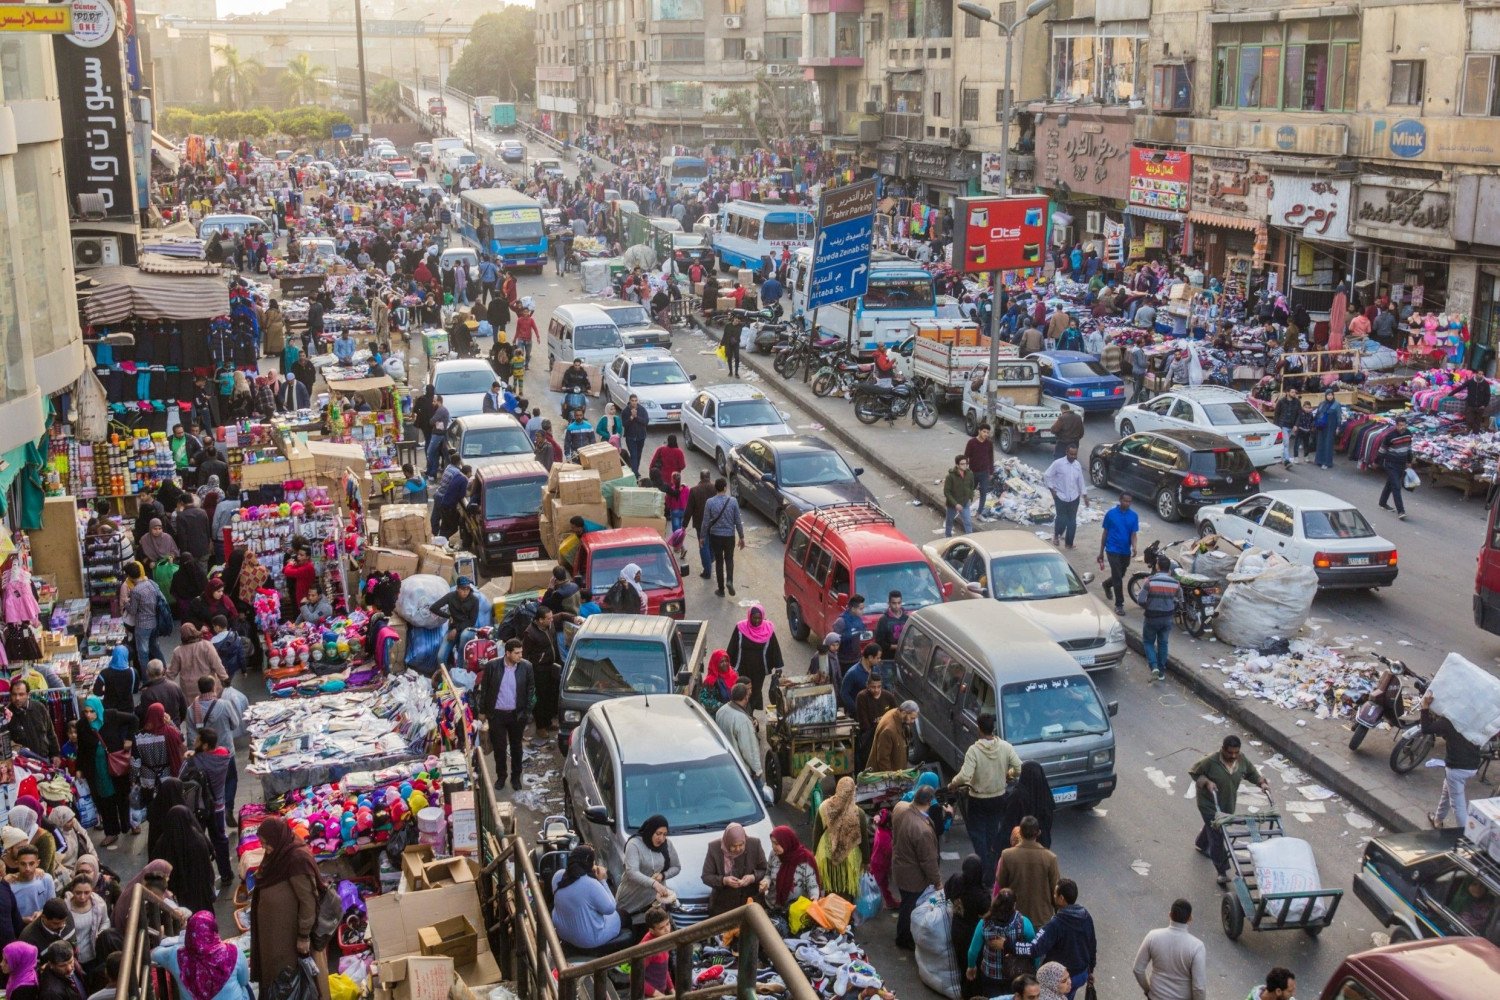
353, 0, 370, 134
958, 0, 1055, 427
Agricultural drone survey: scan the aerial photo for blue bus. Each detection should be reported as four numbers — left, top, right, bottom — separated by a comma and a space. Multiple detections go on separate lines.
660, 155, 709, 197
712, 200, 814, 271
459, 188, 548, 269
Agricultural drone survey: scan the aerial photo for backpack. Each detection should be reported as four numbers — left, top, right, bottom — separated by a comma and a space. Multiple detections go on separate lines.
178, 758, 217, 829
154, 590, 175, 639
495, 598, 540, 642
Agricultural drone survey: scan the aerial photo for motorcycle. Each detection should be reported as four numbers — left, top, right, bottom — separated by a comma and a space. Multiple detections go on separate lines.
851, 377, 939, 428
1127, 539, 1223, 637
1391, 711, 1500, 774
811, 356, 873, 398
1348, 656, 1423, 752
560, 387, 588, 418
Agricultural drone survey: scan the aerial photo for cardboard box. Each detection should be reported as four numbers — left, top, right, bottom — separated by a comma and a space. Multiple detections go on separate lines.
278, 433, 317, 478
612, 486, 665, 518
239, 459, 292, 488
381, 504, 432, 550
549, 498, 609, 534
418, 915, 478, 965
377, 956, 455, 1000
717, 295, 738, 313
307, 440, 369, 479
369, 547, 421, 577
786, 757, 833, 810
479, 578, 510, 604
575, 442, 625, 481
367, 883, 503, 991
546, 363, 604, 396
509, 559, 556, 592
400, 844, 435, 887
545, 462, 583, 495
1464, 797, 1500, 851
418, 544, 458, 581
556, 468, 604, 505
421, 856, 479, 890
610, 513, 669, 537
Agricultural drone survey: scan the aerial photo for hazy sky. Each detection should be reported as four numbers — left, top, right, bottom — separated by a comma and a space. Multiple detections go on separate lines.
216, 0, 531, 14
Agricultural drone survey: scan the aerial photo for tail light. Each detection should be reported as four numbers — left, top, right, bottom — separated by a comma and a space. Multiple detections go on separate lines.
1112, 385, 1124, 395
1249, 471, 1261, 484
1387, 551, 1399, 565
1314, 552, 1336, 568
1067, 388, 1083, 397
1274, 430, 1285, 444
1183, 473, 1209, 487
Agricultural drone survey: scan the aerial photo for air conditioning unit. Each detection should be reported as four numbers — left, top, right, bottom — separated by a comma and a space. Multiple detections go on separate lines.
744, 48, 761, 61
864, 101, 880, 114
724, 15, 743, 29
634, 19, 645, 31
1086, 210, 1105, 233
764, 63, 785, 76
72, 236, 121, 269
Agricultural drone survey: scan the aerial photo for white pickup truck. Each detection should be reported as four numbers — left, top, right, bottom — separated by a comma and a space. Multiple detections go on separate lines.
961, 359, 1062, 454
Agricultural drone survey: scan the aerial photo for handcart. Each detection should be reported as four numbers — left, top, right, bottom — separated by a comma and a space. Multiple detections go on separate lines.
1215, 792, 1344, 940
763, 679, 858, 803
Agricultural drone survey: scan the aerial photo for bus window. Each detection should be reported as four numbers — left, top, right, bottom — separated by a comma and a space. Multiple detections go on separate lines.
764, 219, 802, 240
747, 220, 761, 240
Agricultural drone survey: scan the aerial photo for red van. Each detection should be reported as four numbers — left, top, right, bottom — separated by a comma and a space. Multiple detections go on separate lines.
1318, 937, 1500, 1000
1475, 487, 1500, 634
574, 527, 686, 619
782, 503, 949, 642
458, 459, 548, 571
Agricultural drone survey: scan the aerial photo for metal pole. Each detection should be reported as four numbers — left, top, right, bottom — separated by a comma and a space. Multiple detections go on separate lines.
987, 21, 1016, 427
353, 0, 370, 131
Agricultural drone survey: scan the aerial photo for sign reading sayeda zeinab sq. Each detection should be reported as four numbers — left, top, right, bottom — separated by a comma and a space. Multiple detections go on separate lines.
53, 0, 138, 222
806, 178, 878, 311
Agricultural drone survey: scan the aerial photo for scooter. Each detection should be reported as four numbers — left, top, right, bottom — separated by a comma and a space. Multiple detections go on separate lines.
851, 376, 939, 427
811, 355, 874, 398
560, 387, 588, 418
1348, 656, 1422, 752
1127, 539, 1223, 637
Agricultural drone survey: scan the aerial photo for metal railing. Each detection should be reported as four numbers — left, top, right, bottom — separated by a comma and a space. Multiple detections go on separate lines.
118, 884, 186, 1000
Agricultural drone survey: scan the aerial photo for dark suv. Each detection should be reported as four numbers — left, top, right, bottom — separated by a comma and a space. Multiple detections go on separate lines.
1088, 428, 1261, 522
1353, 830, 1500, 945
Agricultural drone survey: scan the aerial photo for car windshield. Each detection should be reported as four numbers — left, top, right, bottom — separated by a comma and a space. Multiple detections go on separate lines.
862, 277, 935, 309
576, 324, 624, 351
589, 544, 679, 593
604, 306, 651, 328
1056, 361, 1110, 379
779, 451, 857, 487
1202, 402, 1266, 426
763, 218, 808, 240
623, 755, 762, 832
1187, 449, 1254, 475
631, 362, 689, 387
1302, 508, 1376, 539
987, 553, 1088, 601
718, 400, 781, 429
461, 426, 532, 458
854, 562, 943, 610
434, 369, 494, 395
484, 476, 545, 517
1000, 677, 1111, 747
563, 638, 672, 694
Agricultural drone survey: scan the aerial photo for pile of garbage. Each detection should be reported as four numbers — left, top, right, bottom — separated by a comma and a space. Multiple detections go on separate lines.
981, 457, 1105, 527
1205, 638, 1393, 719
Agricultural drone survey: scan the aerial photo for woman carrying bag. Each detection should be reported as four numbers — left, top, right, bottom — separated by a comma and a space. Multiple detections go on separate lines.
76, 697, 135, 849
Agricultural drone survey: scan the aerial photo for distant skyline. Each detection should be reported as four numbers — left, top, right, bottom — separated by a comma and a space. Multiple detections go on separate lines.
216, 0, 531, 14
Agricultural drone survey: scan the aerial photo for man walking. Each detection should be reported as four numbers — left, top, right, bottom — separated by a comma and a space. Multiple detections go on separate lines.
425, 394, 450, 479
1134, 555, 1182, 680
1048, 403, 1084, 459
702, 477, 746, 597
1130, 343, 1150, 401
686, 470, 716, 581
1132, 899, 1207, 1000
720, 314, 742, 377
892, 785, 942, 950
1043, 444, 1088, 548
1273, 389, 1301, 469
715, 681, 763, 788
1247, 969, 1297, 1000
621, 394, 651, 477
1421, 689, 1483, 829
944, 455, 976, 537
1030, 879, 1097, 999
948, 713, 1021, 887
965, 424, 997, 521
1376, 415, 1412, 521
479, 639, 534, 792
997, 816, 1061, 927
1189, 735, 1270, 885
1098, 493, 1139, 615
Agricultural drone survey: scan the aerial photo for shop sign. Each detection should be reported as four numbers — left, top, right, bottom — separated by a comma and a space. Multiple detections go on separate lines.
1039, 115, 1132, 199
980, 152, 1005, 194
878, 151, 901, 176
0, 4, 73, 33
1352, 180, 1453, 246
53, 0, 136, 221
1128, 237, 1146, 260
952, 195, 1050, 273
1190, 155, 1269, 220
906, 144, 950, 180
1267, 174, 1350, 242
1104, 218, 1125, 263
1143, 223, 1165, 249
1127, 148, 1192, 214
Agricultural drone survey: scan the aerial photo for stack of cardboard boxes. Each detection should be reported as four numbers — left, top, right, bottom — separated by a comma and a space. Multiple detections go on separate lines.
368, 504, 433, 578
538, 465, 609, 557
609, 485, 668, 537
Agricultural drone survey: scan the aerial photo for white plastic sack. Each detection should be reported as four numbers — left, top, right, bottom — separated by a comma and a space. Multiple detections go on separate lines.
911, 887, 960, 1000
1404, 467, 1420, 490
396, 574, 451, 628
1186, 342, 1206, 386
1213, 562, 1319, 648
1164, 540, 1238, 587
1247, 836, 1328, 921
1428, 652, 1500, 747
581, 259, 612, 295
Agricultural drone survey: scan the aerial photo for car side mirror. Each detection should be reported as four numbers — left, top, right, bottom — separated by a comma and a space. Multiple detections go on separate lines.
1107, 701, 1119, 718
853, 467, 865, 477
779, 410, 790, 420
835, 592, 849, 609
674, 670, 690, 688
584, 805, 611, 825
690, 374, 699, 381
1081, 571, 1095, 584
966, 581, 984, 595
761, 472, 775, 484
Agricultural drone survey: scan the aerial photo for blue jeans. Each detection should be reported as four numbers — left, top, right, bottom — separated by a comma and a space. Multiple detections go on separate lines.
944, 503, 972, 537
668, 509, 685, 532
134, 628, 163, 673
425, 434, 444, 478
1142, 618, 1172, 675
1280, 426, 1297, 463
1053, 497, 1080, 544
437, 627, 479, 668
697, 531, 712, 576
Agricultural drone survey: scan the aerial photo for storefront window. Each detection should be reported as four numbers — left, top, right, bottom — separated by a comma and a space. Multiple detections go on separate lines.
0, 32, 51, 102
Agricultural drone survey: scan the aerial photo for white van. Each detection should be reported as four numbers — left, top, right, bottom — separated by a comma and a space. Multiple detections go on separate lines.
433, 137, 466, 154
546, 303, 625, 370
441, 148, 479, 172
533, 157, 564, 179
198, 213, 265, 240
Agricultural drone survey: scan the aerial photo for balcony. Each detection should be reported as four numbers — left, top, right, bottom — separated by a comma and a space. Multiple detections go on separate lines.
883, 111, 923, 140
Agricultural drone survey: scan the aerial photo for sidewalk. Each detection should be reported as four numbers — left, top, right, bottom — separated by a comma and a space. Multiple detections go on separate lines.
690, 316, 1455, 834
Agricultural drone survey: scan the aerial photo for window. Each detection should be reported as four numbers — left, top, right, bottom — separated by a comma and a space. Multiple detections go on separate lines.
766, 32, 802, 61
724, 37, 745, 59
932, 90, 942, 116
1214, 18, 1359, 111
1463, 55, 1500, 116
830, 561, 851, 597
805, 543, 832, 585
996, 88, 1012, 119
868, 14, 882, 43
943, 542, 974, 575
961, 88, 979, 122
898, 623, 935, 680
846, 83, 859, 111
932, 647, 966, 702
1262, 502, 1295, 536
787, 530, 811, 570
724, 0, 745, 13
1051, 35, 1098, 101
962, 673, 994, 718
1389, 60, 1424, 105
964, 12, 981, 38
659, 36, 705, 61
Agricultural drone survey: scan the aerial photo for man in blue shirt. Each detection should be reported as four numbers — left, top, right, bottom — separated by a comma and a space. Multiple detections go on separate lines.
1097, 493, 1139, 615
332, 331, 357, 365
834, 593, 868, 684
478, 255, 499, 301
760, 273, 784, 315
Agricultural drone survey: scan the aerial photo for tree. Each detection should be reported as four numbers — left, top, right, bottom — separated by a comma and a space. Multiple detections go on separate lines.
711, 73, 813, 147
371, 79, 404, 122
447, 6, 537, 100
281, 53, 327, 106
211, 45, 262, 111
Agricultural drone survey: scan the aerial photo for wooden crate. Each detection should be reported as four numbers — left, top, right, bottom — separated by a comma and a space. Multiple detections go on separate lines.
1415, 460, 1486, 500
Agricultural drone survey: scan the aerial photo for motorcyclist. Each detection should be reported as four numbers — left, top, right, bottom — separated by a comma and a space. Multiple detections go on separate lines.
560, 358, 591, 415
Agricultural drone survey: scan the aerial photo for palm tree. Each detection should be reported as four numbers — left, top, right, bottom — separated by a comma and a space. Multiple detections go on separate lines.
370, 79, 403, 122
212, 44, 262, 110
281, 53, 328, 106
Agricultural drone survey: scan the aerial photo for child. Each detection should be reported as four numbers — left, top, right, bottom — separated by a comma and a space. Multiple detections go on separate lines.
639, 907, 673, 998
868, 808, 897, 909
402, 463, 429, 503
510, 349, 526, 395
576, 588, 602, 619
1295, 400, 1316, 463
10, 845, 56, 920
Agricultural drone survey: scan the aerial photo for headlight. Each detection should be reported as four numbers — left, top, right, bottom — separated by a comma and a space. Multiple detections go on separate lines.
661, 600, 684, 616
643, 399, 659, 409
562, 710, 581, 723
486, 532, 504, 543
1091, 749, 1114, 769
1107, 622, 1125, 644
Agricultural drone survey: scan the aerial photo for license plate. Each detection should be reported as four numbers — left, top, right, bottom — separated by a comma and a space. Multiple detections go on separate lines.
1088, 389, 1105, 398
517, 548, 540, 560
1052, 785, 1078, 804
666, 410, 681, 419
1245, 435, 1262, 443
1075, 653, 1095, 666
1347, 555, 1370, 566
1201, 595, 1219, 606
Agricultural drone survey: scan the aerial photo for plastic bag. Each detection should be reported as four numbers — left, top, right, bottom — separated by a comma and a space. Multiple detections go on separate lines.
912, 887, 960, 1000
1247, 836, 1328, 921
395, 575, 451, 628
855, 871, 884, 921
1428, 652, 1500, 747
269, 956, 323, 1000
787, 896, 813, 934
715, 345, 727, 362
806, 894, 854, 933
128, 785, 147, 829
1404, 467, 1420, 490
1214, 562, 1319, 648
329, 974, 360, 1000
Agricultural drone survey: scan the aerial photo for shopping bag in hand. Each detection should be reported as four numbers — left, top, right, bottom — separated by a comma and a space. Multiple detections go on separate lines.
270, 957, 323, 1000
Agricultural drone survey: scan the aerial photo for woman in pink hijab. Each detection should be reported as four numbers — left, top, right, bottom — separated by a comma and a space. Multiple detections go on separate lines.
152, 911, 250, 1000
723, 602, 784, 712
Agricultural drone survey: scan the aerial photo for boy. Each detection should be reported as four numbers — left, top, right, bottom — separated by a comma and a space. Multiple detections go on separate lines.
639, 907, 674, 998
208, 615, 246, 680
1295, 400, 1316, 463
402, 463, 429, 503
577, 588, 602, 619
10, 845, 56, 920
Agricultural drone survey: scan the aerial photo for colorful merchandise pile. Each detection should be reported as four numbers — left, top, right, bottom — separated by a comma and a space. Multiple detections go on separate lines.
327, 408, 402, 473
1411, 428, 1500, 483
262, 610, 382, 696
219, 422, 290, 486
227, 500, 352, 611
48, 432, 176, 499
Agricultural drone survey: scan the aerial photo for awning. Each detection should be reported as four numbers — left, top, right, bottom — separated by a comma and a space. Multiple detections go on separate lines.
151, 131, 180, 172
1126, 205, 1186, 224
1188, 211, 1262, 233
324, 375, 395, 393
81, 266, 230, 325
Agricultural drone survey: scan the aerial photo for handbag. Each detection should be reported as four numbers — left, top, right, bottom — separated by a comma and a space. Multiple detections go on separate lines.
107, 750, 133, 777
310, 879, 344, 950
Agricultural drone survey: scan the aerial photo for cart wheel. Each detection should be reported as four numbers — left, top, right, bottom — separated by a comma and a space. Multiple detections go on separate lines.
1221, 893, 1245, 941
1302, 924, 1324, 939
764, 751, 783, 804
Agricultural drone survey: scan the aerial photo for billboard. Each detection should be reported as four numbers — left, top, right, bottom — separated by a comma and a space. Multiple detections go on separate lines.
1127, 147, 1192, 214
53, 0, 137, 221
951, 195, 1050, 274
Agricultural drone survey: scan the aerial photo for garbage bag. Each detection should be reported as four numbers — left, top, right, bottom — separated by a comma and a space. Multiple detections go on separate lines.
403, 625, 444, 674
329, 974, 360, 1000
396, 575, 450, 628
1428, 652, 1500, 747
1213, 562, 1319, 648
855, 871, 884, 921
912, 887, 960, 1000
1247, 836, 1328, 922
1164, 539, 1238, 587
268, 957, 322, 1000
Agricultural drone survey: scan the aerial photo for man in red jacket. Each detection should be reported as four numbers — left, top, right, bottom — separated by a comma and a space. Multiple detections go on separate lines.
964, 424, 997, 521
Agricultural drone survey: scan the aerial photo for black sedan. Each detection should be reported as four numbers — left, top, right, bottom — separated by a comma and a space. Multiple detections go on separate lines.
1088, 428, 1261, 521
728, 435, 880, 541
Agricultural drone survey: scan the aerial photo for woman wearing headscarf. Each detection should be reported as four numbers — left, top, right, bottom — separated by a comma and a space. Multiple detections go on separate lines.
250, 818, 329, 1000
111, 860, 179, 931
946, 855, 989, 991
4, 940, 39, 1000
695, 650, 737, 716
69, 856, 118, 916
615, 815, 680, 922
170, 556, 209, 622
549, 846, 626, 950
813, 777, 870, 901
145, 778, 191, 860
1002, 761, 1055, 850
139, 519, 180, 569
6, 807, 55, 877
132, 501, 164, 550
168, 624, 227, 700
196, 475, 225, 523
701, 823, 766, 917
765, 826, 820, 911
135, 703, 186, 796
75, 697, 134, 849
45, 809, 91, 879
903, 770, 953, 835
155, 806, 217, 914
723, 602, 783, 713
1313, 388, 1344, 469
965, 888, 1036, 999
222, 546, 269, 670
603, 564, 647, 614
91, 646, 137, 716
646, 435, 686, 491
62, 875, 109, 978
190, 578, 240, 631
153, 911, 250, 1000
1035, 962, 1073, 1000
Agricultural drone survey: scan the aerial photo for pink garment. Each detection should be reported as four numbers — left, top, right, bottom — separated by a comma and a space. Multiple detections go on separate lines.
3, 565, 40, 624
869, 823, 897, 908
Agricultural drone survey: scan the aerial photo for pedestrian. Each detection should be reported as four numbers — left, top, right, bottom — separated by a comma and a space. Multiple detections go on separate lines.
812, 776, 868, 900
1376, 415, 1412, 520
1294, 399, 1316, 462
1048, 404, 1084, 459
1030, 879, 1096, 999
946, 856, 990, 993
36, 942, 84, 1000
550, 846, 626, 951
1132, 899, 1207, 1000
832, 593, 867, 683
1134, 555, 1182, 681
479, 639, 534, 794
1272, 389, 1300, 469
425, 394, 450, 479
965, 425, 996, 521
837, 642, 880, 714
1129, 343, 1149, 400
167, 624, 227, 704
944, 454, 976, 537
1420, 690, 1483, 829
248, 818, 330, 1000
1035, 963, 1072, 1000
428, 574, 480, 669
865, 700, 918, 774
1312, 389, 1343, 469
1043, 445, 1087, 548
949, 713, 1022, 886
686, 470, 715, 581
702, 477, 746, 597
701, 824, 767, 917
75, 696, 132, 850
996, 816, 1060, 927
1189, 735, 1270, 886
7, 681, 59, 767
714, 682, 762, 787
891, 786, 941, 950
59, 880, 106, 984
181, 725, 235, 887
153, 804, 217, 915
614, 816, 680, 924
646, 435, 686, 492
151, 910, 251, 1000
720, 316, 741, 377
871, 590, 909, 659
854, 671, 899, 772
138, 661, 188, 728
3, 942, 38, 1000
522, 607, 561, 737
122, 563, 165, 671
1246, 969, 1297, 1000
621, 395, 651, 477
1462, 371, 1492, 433
1097, 493, 1138, 615
965, 888, 1037, 999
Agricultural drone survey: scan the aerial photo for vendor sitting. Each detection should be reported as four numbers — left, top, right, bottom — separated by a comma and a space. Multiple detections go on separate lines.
551, 845, 630, 952
297, 584, 333, 625
430, 577, 480, 669
332, 331, 357, 366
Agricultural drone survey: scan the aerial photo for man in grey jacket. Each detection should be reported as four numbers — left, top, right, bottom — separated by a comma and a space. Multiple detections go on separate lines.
715, 682, 761, 785
1132, 899, 1207, 1000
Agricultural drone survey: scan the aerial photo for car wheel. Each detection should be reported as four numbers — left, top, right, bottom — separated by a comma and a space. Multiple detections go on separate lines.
1089, 458, 1109, 488
763, 751, 783, 804
776, 507, 795, 542
1197, 519, 1217, 539
997, 424, 1018, 454
964, 410, 979, 436
1156, 488, 1181, 522
1389, 926, 1417, 944
680, 425, 693, 454
727, 474, 740, 501
1119, 419, 1135, 435
715, 448, 728, 474
785, 598, 811, 642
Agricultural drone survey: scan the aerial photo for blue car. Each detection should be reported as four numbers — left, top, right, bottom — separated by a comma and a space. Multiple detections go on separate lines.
1031, 350, 1127, 413
498, 140, 525, 163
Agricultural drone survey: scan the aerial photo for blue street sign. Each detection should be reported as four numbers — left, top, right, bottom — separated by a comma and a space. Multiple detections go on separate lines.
331, 123, 353, 139
807, 178, 877, 311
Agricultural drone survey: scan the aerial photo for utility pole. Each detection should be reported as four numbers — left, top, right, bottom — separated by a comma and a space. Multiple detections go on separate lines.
353, 0, 370, 133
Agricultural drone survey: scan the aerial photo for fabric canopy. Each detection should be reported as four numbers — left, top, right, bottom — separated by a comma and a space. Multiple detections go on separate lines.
81, 266, 230, 325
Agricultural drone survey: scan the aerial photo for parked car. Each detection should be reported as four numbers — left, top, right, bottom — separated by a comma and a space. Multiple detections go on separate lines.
428, 359, 500, 418
728, 436, 880, 541
1089, 428, 1261, 521
1031, 350, 1127, 413
1316, 938, 1500, 1000
681, 386, 793, 473
1352, 828, 1498, 943
670, 233, 714, 269
564, 695, 775, 927
445, 413, 532, 462
783, 503, 948, 644
1195, 489, 1399, 589
574, 527, 686, 619
1115, 386, 1285, 467
923, 532, 1125, 671
597, 302, 673, 351
602, 351, 696, 424
458, 459, 547, 569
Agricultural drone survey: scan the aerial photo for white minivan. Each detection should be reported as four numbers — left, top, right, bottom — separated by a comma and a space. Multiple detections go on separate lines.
546, 303, 625, 370
198, 214, 265, 240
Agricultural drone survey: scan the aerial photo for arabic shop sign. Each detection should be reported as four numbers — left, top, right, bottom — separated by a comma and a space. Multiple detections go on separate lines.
1190, 155, 1269, 220
1039, 115, 1131, 200
1352, 178, 1454, 249
0, 3, 74, 32
1127, 147, 1192, 214
1267, 174, 1350, 243
53, 0, 137, 221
